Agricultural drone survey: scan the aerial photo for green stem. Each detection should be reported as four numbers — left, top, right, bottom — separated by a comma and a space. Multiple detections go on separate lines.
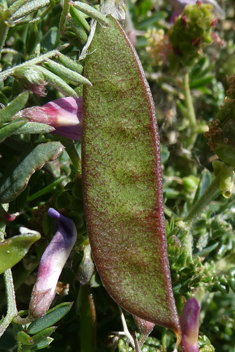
60, 0, 69, 35
0, 19, 9, 56
181, 227, 192, 261
184, 173, 220, 224
183, 71, 197, 128
55, 136, 81, 174
0, 269, 18, 337
27, 175, 66, 202
182, 71, 197, 148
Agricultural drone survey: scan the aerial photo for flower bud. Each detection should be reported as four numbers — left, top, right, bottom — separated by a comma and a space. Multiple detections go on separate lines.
29, 208, 77, 319
13, 66, 47, 97
16, 97, 82, 140
180, 298, 200, 352
77, 242, 94, 285
168, 0, 225, 20
146, 28, 172, 66
168, 2, 216, 70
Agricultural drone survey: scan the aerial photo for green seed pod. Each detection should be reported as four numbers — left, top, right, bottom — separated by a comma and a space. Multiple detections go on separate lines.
82, 14, 181, 341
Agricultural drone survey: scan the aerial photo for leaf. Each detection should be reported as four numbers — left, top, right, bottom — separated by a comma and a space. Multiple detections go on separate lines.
27, 302, 73, 335
32, 327, 56, 344
19, 327, 56, 351
189, 75, 214, 89
0, 231, 41, 274
70, 5, 90, 33
11, 0, 50, 20
57, 53, 83, 75
77, 285, 96, 352
0, 91, 29, 123
36, 66, 78, 98
17, 331, 34, 345
13, 122, 55, 134
42, 59, 92, 86
0, 141, 64, 203
0, 119, 27, 143
137, 12, 167, 29
70, 1, 110, 27
41, 27, 59, 51
33, 337, 53, 350
82, 15, 181, 340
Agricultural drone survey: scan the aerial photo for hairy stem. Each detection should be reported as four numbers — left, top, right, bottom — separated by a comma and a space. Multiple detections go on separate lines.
0, 269, 18, 337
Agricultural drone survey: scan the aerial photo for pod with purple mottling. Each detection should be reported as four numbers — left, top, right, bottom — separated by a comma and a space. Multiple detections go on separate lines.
82, 14, 181, 341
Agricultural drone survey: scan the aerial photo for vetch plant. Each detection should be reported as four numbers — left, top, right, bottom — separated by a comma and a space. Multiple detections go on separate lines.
1, 0, 235, 350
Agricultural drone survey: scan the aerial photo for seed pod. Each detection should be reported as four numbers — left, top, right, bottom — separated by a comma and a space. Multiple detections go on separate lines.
82, 15, 181, 340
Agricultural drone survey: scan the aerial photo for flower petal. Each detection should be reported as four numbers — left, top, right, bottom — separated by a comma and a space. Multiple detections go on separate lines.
180, 298, 200, 352
17, 97, 82, 140
29, 208, 77, 319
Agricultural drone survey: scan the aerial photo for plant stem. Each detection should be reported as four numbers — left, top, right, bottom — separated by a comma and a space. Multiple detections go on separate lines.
184, 173, 220, 224
27, 175, 66, 202
183, 71, 197, 128
182, 71, 197, 148
60, 0, 69, 35
56, 136, 81, 174
0, 19, 9, 57
0, 269, 18, 337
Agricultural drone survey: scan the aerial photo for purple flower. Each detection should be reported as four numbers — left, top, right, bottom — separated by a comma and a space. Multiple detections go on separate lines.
180, 298, 200, 352
29, 208, 77, 319
168, 0, 225, 20
17, 97, 82, 140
